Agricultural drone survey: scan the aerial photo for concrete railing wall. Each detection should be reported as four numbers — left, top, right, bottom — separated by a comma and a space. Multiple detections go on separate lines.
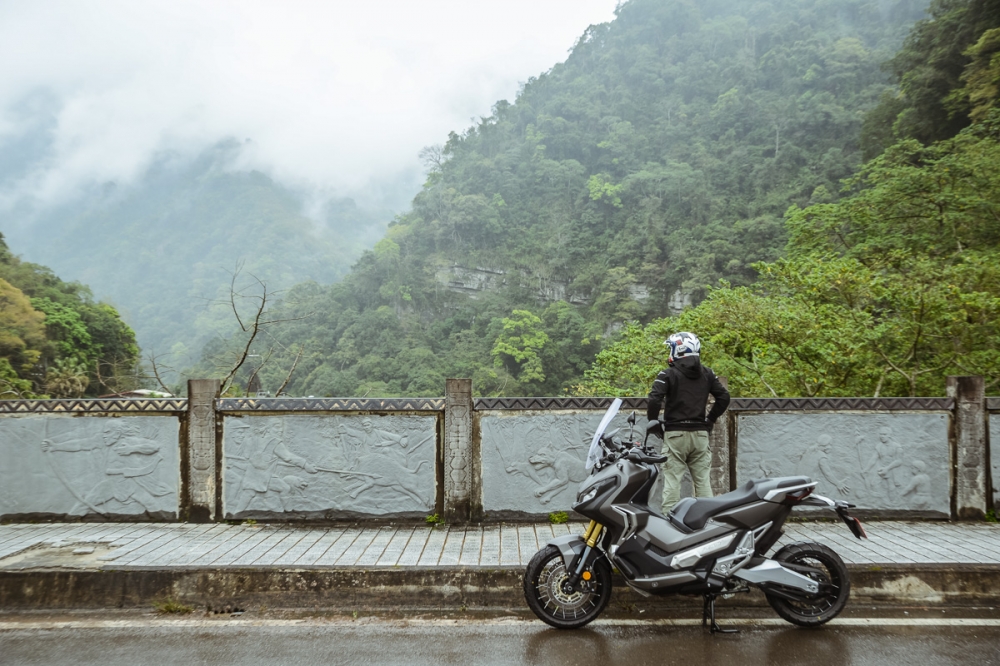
0, 378, 994, 522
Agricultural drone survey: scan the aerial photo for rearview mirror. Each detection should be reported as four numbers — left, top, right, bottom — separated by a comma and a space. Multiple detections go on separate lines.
627, 411, 636, 426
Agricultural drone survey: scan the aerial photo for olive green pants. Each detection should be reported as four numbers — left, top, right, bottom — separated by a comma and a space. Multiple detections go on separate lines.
661, 430, 713, 513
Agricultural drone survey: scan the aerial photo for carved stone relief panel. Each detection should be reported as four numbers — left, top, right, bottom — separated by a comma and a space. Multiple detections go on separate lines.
736, 413, 950, 514
0, 415, 180, 519
222, 414, 436, 519
991, 414, 999, 510
480, 411, 692, 515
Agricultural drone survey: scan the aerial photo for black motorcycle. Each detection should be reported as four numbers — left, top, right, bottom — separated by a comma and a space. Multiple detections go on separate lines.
523, 399, 867, 632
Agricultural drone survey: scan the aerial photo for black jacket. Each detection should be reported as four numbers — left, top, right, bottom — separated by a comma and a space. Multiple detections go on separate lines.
646, 356, 730, 431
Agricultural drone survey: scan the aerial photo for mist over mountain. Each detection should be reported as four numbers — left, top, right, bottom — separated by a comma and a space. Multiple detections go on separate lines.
3, 140, 404, 368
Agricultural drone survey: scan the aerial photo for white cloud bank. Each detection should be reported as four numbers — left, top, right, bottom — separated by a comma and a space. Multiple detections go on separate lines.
0, 0, 618, 209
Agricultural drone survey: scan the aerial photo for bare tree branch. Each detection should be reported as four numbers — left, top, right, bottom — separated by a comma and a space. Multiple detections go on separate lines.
243, 347, 275, 397
146, 352, 174, 395
275, 345, 305, 397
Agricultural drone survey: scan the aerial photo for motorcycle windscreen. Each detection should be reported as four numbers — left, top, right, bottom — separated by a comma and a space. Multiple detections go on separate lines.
586, 398, 622, 470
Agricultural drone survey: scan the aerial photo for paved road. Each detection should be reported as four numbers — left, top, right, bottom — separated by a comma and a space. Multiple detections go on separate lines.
2, 616, 999, 665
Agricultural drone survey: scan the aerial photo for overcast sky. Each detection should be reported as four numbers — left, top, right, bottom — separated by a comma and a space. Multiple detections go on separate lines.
0, 0, 619, 212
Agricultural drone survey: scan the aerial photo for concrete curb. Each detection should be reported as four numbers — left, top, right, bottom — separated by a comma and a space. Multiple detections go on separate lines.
3, 564, 998, 611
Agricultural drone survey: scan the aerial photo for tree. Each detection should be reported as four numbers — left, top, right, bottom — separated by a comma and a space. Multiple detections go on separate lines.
492, 310, 550, 386
0, 278, 46, 396
580, 112, 1000, 397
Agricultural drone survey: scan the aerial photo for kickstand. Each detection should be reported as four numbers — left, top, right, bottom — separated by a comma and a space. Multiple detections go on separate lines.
702, 594, 738, 634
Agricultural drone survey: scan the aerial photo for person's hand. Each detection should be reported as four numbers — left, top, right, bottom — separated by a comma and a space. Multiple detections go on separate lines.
304, 463, 318, 474
41, 440, 51, 453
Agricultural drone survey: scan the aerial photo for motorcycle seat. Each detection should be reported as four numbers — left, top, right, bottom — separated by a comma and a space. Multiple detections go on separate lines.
669, 476, 812, 531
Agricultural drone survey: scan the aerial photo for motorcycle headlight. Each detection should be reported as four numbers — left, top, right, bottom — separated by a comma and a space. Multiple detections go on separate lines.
577, 478, 617, 504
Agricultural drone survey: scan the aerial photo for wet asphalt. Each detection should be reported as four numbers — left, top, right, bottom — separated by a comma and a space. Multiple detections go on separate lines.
2, 615, 999, 665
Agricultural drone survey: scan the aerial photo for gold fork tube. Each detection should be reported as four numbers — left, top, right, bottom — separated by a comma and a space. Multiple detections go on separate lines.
584, 521, 603, 548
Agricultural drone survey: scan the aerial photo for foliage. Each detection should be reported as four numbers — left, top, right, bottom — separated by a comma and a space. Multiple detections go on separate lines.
0, 234, 141, 397
492, 310, 550, 386
863, 0, 1000, 153
192, 0, 928, 398
153, 598, 194, 614
548, 511, 570, 525
581, 112, 1000, 397
44, 357, 91, 399
0, 278, 46, 379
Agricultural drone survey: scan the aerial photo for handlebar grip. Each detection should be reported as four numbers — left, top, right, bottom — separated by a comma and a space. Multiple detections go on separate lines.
626, 450, 668, 464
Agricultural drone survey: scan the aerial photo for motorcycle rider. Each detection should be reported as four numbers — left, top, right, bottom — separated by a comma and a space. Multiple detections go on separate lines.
646, 331, 730, 512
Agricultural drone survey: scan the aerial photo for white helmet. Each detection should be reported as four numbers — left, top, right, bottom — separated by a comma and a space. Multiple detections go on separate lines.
665, 331, 700, 362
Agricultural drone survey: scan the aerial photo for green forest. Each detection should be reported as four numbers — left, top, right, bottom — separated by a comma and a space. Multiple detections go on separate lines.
198, 0, 987, 399
0, 233, 140, 398
583, 0, 1000, 398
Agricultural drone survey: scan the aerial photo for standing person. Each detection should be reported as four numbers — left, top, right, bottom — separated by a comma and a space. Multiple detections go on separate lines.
646, 331, 730, 513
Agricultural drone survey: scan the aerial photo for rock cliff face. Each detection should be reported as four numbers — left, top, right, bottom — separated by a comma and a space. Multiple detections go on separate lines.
434, 265, 592, 305
668, 289, 692, 315
435, 265, 688, 315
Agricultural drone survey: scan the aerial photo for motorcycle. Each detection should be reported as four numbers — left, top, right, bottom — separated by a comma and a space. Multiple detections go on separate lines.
523, 399, 867, 632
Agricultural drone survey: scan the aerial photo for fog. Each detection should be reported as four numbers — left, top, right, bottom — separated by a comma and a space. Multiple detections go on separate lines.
0, 0, 618, 213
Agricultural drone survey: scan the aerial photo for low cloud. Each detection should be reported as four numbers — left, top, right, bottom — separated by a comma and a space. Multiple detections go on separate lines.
0, 0, 617, 210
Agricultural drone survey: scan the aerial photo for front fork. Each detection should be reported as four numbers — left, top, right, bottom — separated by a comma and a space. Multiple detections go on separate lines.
566, 520, 604, 591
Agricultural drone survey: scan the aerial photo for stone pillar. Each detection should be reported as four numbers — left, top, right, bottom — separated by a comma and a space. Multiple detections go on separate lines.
708, 376, 731, 495
186, 379, 220, 522
444, 378, 474, 522
948, 376, 987, 519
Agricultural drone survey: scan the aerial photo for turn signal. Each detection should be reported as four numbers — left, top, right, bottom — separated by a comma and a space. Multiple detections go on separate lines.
582, 571, 592, 581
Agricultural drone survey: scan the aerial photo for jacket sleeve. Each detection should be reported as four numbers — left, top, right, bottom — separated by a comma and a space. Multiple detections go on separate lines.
706, 370, 731, 423
647, 369, 670, 422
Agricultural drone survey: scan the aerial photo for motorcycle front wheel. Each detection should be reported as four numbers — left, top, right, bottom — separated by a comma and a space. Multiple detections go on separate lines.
765, 541, 850, 627
523, 545, 612, 629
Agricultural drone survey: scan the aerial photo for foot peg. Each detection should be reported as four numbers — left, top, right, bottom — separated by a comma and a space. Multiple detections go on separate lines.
702, 594, 738, 634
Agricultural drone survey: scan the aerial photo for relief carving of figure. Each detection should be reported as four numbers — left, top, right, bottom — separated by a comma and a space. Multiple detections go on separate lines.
338, 418, 408, 461
334, 419, 431, 505
528, 440, 588, 505
41, 420, 172, 514
900, 459, 931, 510
810, 434, 851, 496
492, 422, 544, 485
231, 422, 318, 513
862, 426, 903, 500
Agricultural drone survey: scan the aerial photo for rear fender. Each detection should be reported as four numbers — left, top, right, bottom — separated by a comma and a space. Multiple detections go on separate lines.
548, 534, 587, 569
798, 494, 867, 539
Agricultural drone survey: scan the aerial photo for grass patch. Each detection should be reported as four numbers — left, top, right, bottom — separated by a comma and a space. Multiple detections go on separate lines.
548, 511, 569, 524
154, 598, 194, 614
425, 513, 443, 526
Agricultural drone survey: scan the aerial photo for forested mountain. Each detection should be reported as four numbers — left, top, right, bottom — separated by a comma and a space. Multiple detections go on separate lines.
584, 0, 1000, 398
196, 0, 932, 398
3, 140, 396, 371
0, 233, 139, 398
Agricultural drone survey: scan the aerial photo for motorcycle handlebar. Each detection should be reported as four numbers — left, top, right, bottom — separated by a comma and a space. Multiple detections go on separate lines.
626, 449, 668, 464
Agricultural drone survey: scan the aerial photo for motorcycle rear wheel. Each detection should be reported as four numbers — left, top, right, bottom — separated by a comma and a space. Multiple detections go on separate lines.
523, 545, 612, 629
765, 541, 850, 627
